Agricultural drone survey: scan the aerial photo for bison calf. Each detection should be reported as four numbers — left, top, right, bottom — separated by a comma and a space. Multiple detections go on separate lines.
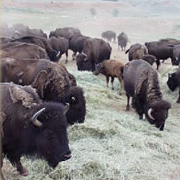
94, 59, 124, 95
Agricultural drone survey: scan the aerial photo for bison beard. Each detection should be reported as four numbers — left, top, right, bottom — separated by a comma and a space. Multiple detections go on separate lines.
1, 83, 71, 176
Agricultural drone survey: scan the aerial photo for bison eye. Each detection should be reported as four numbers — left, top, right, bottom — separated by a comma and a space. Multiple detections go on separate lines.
44, 130, 54, 140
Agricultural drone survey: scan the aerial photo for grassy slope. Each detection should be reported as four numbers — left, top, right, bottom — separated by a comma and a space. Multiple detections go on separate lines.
1, 1, 180, 180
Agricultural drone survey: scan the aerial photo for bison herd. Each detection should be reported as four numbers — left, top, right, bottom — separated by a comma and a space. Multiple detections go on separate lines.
1, 23, 180, 179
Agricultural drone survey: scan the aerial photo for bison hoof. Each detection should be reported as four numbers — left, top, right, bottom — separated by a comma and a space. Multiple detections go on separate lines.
126, 106, 130, 111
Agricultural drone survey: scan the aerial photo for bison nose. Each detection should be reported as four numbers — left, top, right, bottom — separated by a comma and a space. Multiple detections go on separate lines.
63, 152, 72, 160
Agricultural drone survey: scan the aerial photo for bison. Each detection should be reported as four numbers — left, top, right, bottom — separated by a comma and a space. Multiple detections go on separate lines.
10, 36, 60, 62
1, 82, 71, 176
48, 36, 69, 63
141, 54, 157, 66
123, 59, 171, 131
125, 43, 148, 61
1, 42, 48, 60
1, 58, 86, 125
167, 67, 180, 103
94, 59, 124, 95
117, 32, 128, 51
76, 38, 112, 71
101, 30, 116, 43
145, 40, 174, 70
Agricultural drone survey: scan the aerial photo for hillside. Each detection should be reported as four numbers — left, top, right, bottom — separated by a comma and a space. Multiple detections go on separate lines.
1, 1, 180, 180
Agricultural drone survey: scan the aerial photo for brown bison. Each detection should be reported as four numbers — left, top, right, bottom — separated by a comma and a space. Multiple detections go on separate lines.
1, 58, 86, 125
123, 59, 171, 131
167, 67, 180, 103
125, 43, 148, 61
76, 38, 112, 71
1, 42, 48, 59
1, 82, 71, 177
117, 32, 128, 51
10, 36, 60, 61
94, 59, 124, 94
101, 30, 116, 43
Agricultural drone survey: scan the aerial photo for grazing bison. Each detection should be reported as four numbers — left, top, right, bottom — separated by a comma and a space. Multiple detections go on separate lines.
145, 40, 174, 70
94, 59, 124, 94
101, 30, 116, 43
10, 36, 60, 62
48, 36, 69, 63
49, 27, 81, 39
1, 82, 71, 176
1, 42, 48, 59
76, 38, 112, 71
168, 44, 180, 66
123, 59, 171, 131
69, 34, 90, 60
1, 58, 86, 125
125, 43, 148, 61
141, 54, 157, 66
117, 32, 128, 51
167, 68, 180, 103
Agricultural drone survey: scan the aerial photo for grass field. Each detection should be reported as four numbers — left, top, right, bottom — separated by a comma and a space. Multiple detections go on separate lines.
1, 1, 180, 180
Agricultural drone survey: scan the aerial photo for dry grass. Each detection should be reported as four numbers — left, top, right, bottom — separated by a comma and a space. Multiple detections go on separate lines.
1, 1, 180, 180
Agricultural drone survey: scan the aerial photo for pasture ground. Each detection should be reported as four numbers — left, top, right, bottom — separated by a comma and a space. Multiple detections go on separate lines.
1, 1, 180, 180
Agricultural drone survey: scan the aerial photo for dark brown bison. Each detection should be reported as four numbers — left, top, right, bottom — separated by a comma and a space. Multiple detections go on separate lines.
125, 43, 148, 61
123, 59, 171, 131
76, 38, 112, 71
145, 40, 174, 70
94, 59, 124, 94
1, 82, 71, 176
117, 32, 128, 51
69, 34, 90, 60
141, 54, 157, 66
101, 30, 116, 43
167, 67, 180, 103
1, 58, 86, 125
49, 27, 81, 39
48, 36, 69, 63
10, 36, 60, 61
1, 42, 48, 59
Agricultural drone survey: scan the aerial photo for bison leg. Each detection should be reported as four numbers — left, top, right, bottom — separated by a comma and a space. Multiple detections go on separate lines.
126, 94, 130, 111
156, 59, 160, 70
111, 77, 114, 90
176, 88, 180, 103
117, 75, 124, 95
14, 157, 28, 176
65, 51, 68, 64
106, 76, 110, 88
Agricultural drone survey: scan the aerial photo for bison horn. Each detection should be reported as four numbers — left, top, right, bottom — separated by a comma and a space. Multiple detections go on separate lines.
56, 51, 61, 57
31, 108, 45, 127
64, 103, 70, 115
82, 52, 87, 57
148, 108, 155, 120
71, 97, 76, 101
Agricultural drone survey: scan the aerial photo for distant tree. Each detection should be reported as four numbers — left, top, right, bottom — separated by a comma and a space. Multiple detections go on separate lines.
90, 8, 96, 18
112, 9, 119, 17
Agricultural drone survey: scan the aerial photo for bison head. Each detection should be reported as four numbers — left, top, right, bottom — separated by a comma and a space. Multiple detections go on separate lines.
32, 102, 71, 168
59, 86, 86, 125
94, 63, 104, 75
146, 100, 171, 131
167, 72, 178, 91
76, 53, 92, 71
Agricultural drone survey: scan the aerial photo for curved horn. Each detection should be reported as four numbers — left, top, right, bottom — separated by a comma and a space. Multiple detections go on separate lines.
31, 108, 45, 127
148, 108, 155, 120
64, 103, 70, 115
56, 51, 61, 57
82, 52, 87, 57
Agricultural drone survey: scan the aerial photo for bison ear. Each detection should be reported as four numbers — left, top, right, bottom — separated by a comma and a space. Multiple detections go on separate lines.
9, 83, 37, 108
32, 70, 48, 99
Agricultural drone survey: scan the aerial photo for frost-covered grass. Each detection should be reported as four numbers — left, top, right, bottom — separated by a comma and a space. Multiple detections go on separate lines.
3, 63, 180, 180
